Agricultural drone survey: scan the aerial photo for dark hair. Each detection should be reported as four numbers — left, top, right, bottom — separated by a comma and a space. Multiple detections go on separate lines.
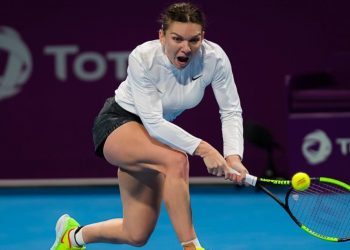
159, 2, 206, 33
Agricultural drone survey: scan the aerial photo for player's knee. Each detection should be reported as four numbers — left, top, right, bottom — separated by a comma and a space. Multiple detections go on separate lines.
165, 152, 189, 179
127, 232, 150, 247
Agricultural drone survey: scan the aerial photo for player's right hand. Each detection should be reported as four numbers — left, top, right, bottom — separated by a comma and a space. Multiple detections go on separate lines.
194, 140, 227, 177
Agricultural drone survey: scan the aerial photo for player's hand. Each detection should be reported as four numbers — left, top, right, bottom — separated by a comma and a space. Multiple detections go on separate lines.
194, 141, 228, 177
224, 155, 248, 185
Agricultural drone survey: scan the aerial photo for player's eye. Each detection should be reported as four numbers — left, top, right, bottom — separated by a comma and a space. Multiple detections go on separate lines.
189, 37, 200, 44
172, 36, 183, 43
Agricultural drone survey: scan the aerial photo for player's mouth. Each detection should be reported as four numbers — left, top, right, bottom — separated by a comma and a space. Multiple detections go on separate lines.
176, 56, 190, 68
177, 56, 189, 62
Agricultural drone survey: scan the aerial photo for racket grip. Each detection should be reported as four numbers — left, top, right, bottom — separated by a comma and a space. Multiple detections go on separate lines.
228, 168, 258, 186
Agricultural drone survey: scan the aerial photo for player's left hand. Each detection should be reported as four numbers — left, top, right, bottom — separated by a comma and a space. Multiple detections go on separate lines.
224, 155, 248, 185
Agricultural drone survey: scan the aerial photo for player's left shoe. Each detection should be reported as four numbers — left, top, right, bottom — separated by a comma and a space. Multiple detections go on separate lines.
184, 247, 206, 250
183, 244, 206, 250
50, 214, 86, 250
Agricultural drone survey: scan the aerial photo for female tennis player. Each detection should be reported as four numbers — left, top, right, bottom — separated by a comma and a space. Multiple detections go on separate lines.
51, 2, 248, 250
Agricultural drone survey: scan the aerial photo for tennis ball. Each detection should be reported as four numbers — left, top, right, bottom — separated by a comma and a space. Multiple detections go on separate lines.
292, 172, 311, 191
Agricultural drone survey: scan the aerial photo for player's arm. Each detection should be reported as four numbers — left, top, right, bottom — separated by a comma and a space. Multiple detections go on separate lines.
210, 46, 247, 181
211, 49, 244, 159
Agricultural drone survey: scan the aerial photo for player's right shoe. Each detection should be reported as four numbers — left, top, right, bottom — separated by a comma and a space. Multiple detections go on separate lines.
50, 214, 86, 250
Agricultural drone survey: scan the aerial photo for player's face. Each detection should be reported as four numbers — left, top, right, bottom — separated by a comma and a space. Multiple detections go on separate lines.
159, 21, 204, 69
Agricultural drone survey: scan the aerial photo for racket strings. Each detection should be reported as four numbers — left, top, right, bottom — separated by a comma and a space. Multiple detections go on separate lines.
288, 181, 350, 239
304, 184, 349, 206
308, 183, 350, 238
305, 182, 348, 195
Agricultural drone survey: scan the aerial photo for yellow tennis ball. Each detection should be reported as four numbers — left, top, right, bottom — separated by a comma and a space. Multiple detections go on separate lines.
292, 172, 311, 191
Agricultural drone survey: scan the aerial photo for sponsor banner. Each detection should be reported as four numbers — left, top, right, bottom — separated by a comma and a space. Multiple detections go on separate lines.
0, 27, 32, 100
287, 113, 350, 182
0, 24, 131, 178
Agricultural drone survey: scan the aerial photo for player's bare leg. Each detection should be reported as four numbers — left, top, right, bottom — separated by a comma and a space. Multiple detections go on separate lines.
81, 168, 163, 246
81, 122, 198, 245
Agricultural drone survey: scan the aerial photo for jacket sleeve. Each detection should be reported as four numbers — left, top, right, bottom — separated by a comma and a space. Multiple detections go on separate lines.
211, 48, 244, 159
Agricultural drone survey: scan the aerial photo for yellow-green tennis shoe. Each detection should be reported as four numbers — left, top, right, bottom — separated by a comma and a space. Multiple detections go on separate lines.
50, 214, 86, 250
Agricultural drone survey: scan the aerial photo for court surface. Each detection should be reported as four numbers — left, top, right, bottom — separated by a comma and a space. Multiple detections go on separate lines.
0, 185, 348, 250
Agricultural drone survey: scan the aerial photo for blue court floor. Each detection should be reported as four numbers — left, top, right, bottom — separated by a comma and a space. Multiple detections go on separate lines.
0, 185, 348, 250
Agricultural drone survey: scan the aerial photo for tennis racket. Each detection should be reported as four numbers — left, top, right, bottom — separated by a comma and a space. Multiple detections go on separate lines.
229, 169, 350, 242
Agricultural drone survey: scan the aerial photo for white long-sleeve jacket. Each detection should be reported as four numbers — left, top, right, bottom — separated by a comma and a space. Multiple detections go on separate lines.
115, 39, 243, 158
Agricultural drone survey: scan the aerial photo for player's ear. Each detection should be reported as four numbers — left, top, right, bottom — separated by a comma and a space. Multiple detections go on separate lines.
201, 31, 205, 41
159, 29, 165, 45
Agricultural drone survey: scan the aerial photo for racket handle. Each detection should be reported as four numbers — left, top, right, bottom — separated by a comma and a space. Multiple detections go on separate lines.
228, 168, 258, 186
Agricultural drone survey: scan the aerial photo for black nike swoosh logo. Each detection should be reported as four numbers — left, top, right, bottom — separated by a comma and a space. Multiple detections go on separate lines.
192, 75, 202, 81
156, 88, 163, 94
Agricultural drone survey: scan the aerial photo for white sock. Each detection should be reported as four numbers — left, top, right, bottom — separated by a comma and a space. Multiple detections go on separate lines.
69, 227, 85, 247
181, 238, 202, 248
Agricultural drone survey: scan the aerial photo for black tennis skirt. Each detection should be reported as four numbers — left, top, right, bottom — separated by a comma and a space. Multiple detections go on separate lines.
92, 97, 142, 158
